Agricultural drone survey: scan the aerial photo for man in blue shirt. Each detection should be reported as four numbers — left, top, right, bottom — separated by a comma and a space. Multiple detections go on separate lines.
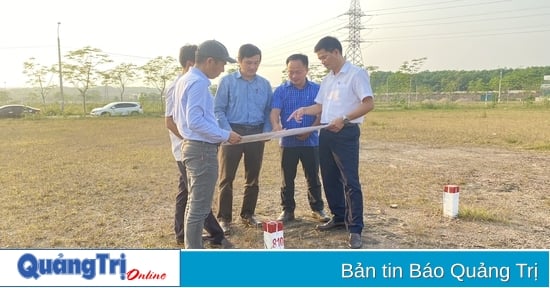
173, 40, 241, 249
270, 54, 330, 223
214, 44, 273, 234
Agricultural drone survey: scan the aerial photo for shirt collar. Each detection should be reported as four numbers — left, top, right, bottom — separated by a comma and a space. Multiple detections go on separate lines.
283, 79, 312, 89
190, 67, 211, 84
236, 70, 257, 82
331, 61, 351, 76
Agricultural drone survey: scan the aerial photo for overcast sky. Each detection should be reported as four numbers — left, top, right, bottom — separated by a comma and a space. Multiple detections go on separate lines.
1, 0, 549, 88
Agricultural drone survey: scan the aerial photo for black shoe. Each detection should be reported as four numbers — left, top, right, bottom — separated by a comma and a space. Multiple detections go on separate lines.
311, 209, 331, 222
316, 218, 345, 231
276, 211, 295, 222
348, 233, 362, 249
205, 238, 236, 249
176, 238, 185, 246
241, 215, 262, 227
219, 221, 231, 235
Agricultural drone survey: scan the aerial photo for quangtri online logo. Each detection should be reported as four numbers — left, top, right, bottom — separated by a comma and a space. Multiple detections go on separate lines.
18, 252, 128, 280
6, 249, 181, 286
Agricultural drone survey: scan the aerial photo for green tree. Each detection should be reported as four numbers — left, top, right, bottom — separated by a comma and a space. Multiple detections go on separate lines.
442, 78, 459, 101
63, 46, 113, 114
141, 56, 179, 111
468, 78, 488, 93
22, 57, 56, 105
308, 64, 328, 84
101, 63, 138, 101
399, 57, 427, 106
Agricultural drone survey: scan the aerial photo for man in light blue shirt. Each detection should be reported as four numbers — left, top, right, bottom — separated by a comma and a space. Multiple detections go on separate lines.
173, 40, 241, 249
214, 43, 273, 234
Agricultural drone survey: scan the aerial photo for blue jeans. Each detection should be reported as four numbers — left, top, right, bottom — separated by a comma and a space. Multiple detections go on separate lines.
182, 140, 219, 249
319, 124, 364, 234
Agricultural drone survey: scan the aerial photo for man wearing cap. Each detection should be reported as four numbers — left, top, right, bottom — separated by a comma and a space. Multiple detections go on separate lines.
166, 44, 233, 249
214, 44, 273, 234
173, 40, 241, 249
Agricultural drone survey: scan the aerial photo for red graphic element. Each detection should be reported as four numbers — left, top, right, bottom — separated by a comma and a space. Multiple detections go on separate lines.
126, 268, 167, 280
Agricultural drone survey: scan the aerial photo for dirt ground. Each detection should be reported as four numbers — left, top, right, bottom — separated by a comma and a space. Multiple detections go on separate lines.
1, 117, 548, 250
263, 140, 550, 249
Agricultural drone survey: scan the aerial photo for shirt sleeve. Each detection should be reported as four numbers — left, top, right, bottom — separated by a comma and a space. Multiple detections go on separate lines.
262, 80, 273, 133
271, 86, 282, 109
165, 80, 176, 117
352, 69, 374, 100
188, 81, 230, 143
214, 76, 232, 131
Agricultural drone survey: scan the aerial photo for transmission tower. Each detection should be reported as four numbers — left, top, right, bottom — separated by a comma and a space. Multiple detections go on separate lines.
343, 0, 366, 67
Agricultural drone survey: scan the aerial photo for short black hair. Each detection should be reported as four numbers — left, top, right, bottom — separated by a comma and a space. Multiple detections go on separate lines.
286, 54, 309, 68
238, 44, 262, 61
314, 36, 342, 54
179, 45, 198, 67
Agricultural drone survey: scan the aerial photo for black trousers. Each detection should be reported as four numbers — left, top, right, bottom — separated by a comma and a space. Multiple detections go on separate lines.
217, 124, 264, 222
279, 146, 324, 212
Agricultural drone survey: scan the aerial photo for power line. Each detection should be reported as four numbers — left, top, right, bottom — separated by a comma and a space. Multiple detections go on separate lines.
367, 0, 509, 16
368, 6, 550, 28
366, 0, 487, 13
364, 26, 550, 42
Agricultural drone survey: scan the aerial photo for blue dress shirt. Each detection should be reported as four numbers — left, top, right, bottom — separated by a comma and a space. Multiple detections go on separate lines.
272, 80, 320, 147
214, 71, 273, 133
173, 67, 230, 144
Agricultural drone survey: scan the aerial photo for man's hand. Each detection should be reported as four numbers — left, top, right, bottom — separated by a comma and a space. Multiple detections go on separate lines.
272, 123, 283, 132
327, 117, 345, 133
227, 131, 242, 144
286, 107, 305, 123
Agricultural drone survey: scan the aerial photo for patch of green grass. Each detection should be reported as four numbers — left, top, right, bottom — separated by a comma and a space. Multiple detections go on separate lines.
458, 207, 509, 223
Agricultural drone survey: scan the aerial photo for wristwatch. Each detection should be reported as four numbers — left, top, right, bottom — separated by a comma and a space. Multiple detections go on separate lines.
342, 115, 350, 125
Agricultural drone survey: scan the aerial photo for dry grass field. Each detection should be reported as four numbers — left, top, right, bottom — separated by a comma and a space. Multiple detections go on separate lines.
1, 105, 549, 249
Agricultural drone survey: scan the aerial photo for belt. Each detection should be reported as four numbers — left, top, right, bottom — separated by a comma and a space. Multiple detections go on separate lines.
344, 123, 359, 127
321, 123, 358, 127
184, 139, 220, 147
230, 123, 264, 130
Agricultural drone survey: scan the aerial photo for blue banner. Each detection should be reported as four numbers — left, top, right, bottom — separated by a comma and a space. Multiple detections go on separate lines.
180, 249, 549, 287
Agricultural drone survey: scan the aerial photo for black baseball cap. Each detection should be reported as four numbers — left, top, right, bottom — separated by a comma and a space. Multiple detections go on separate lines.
197, 40, 236, 63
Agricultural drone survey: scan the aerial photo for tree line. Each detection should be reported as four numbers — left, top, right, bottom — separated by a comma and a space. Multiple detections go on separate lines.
367, 59, 550, 102
22, 46, 180, 114
19, 47, 550, 114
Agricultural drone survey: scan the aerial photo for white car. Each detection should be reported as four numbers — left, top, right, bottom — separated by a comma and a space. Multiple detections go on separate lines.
90, 102, 143, 116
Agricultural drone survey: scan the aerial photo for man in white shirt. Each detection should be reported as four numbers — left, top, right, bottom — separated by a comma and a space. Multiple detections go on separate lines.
287, 36, 374, 249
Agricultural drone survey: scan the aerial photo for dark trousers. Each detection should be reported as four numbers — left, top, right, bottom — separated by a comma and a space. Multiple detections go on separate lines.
217, 124, 264, 222
280, 146, 324, 212
175, 161, 224, 244
319, 125, 364, 234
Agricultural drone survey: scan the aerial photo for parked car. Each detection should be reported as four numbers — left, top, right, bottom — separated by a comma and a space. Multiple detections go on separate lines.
0, 104, 41, 118
90, 102, 143, 116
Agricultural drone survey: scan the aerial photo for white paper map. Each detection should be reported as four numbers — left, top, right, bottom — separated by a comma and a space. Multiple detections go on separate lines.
222, 124, 329, 145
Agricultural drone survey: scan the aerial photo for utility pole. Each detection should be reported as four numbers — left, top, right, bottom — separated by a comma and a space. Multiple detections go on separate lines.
57, 22, 65, 113
497, 70, 502, 103
343, 0, 365, 67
